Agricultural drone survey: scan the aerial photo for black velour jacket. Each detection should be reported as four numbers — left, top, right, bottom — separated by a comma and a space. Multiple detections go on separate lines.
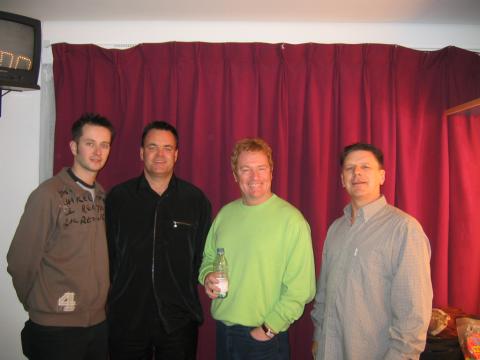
105, 174, 211, 337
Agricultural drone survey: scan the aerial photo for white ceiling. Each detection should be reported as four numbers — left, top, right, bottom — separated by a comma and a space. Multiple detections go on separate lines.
2, 0, 480, 24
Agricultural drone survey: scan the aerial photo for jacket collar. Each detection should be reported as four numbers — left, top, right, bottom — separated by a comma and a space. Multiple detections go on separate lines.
137, 172, 178, 196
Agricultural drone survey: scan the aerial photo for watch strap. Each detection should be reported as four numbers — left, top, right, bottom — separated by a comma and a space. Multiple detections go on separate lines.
261, 324, 276, 338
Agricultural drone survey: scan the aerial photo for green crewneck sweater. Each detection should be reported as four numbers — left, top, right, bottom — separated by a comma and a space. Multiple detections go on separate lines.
199, 194, 316, 333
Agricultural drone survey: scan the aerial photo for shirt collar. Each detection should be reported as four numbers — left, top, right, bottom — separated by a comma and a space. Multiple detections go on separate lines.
67, 167, 95, 189
60, 167, 105, 197
344, 195, 387, 223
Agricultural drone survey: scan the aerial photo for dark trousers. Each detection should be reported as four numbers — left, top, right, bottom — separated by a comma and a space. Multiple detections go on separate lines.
109, 320, 198, 360
21, 319, 108, 360
216, 321, 290, 360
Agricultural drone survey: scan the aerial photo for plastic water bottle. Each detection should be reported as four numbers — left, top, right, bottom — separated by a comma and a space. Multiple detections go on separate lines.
214, 248, 228, 298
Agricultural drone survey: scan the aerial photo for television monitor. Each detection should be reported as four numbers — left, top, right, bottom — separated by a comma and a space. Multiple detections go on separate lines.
0, 11, 41, 91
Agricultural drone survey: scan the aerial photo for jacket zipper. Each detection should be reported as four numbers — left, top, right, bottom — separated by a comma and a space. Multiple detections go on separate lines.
152, 205, 168, 326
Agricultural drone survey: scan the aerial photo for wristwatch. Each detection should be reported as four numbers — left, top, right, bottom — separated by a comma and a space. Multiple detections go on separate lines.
261, 324, 276, 338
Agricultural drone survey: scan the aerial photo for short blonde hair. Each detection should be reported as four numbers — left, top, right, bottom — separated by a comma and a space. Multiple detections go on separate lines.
231, 138, 274, 173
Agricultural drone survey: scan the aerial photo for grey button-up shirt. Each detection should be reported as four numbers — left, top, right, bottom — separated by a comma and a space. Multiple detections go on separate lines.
312, 196, 433, 360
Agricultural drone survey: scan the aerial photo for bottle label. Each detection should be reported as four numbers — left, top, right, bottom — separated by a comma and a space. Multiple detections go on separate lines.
217, 277, 228, 297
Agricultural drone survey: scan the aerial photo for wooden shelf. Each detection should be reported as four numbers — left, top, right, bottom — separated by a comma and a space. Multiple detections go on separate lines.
445, 98, 480, 116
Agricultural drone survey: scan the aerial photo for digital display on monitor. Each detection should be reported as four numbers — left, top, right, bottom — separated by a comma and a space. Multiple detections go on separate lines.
0, 19, 34, 71
0, 11, 41, 91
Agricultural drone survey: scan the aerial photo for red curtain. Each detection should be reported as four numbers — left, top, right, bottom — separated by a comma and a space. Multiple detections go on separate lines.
52, 42, 480, 359
448, 112, 480, 316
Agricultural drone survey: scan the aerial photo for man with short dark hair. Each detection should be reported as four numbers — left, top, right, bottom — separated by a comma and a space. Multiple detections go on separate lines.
106, 121, 212, 360
7, 113, 115, 360
311, 142, 433, 360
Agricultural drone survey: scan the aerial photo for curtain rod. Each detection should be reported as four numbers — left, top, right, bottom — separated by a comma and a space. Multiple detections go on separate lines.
41, 41, 480, 65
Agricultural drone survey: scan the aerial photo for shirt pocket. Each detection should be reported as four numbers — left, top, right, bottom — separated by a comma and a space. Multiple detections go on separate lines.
356, 247, 389, 282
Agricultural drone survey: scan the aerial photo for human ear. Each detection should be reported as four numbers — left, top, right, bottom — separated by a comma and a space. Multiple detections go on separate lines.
379, 169, 386, 185
69, 140, 77, 157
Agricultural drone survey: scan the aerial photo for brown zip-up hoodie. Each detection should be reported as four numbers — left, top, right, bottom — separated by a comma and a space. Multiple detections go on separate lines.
7, 168, 109, 327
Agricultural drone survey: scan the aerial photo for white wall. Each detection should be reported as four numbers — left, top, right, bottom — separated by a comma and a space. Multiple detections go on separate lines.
0, 90, 40, 360
1, 20, 479, 359
44, 21, 480, 50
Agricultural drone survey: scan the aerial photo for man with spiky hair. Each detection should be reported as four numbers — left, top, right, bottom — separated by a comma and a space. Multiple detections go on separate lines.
7, 113, 115, 360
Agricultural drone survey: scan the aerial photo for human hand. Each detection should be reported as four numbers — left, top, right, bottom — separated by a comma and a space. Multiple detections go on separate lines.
311, 340, 318, 359
204, 272, 220, 299
250, 326, 271, 342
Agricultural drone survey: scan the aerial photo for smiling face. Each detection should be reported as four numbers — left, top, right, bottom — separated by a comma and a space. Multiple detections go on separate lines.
234, 150, 273, 206
140, 129, 178, 181
341, 150, 385, 209
70, 124, 112, 183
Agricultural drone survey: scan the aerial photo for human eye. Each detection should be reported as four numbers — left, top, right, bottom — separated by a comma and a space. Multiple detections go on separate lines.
100, 143, 110, 150
163, 146, 174, 152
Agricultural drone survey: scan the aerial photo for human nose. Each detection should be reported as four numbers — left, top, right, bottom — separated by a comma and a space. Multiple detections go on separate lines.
157, 147, 168, 155
352, 166, 362, 175
251, 170, 261, 179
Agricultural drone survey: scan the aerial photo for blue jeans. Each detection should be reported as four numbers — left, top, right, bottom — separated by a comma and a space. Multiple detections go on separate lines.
216, 322, 290, 360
